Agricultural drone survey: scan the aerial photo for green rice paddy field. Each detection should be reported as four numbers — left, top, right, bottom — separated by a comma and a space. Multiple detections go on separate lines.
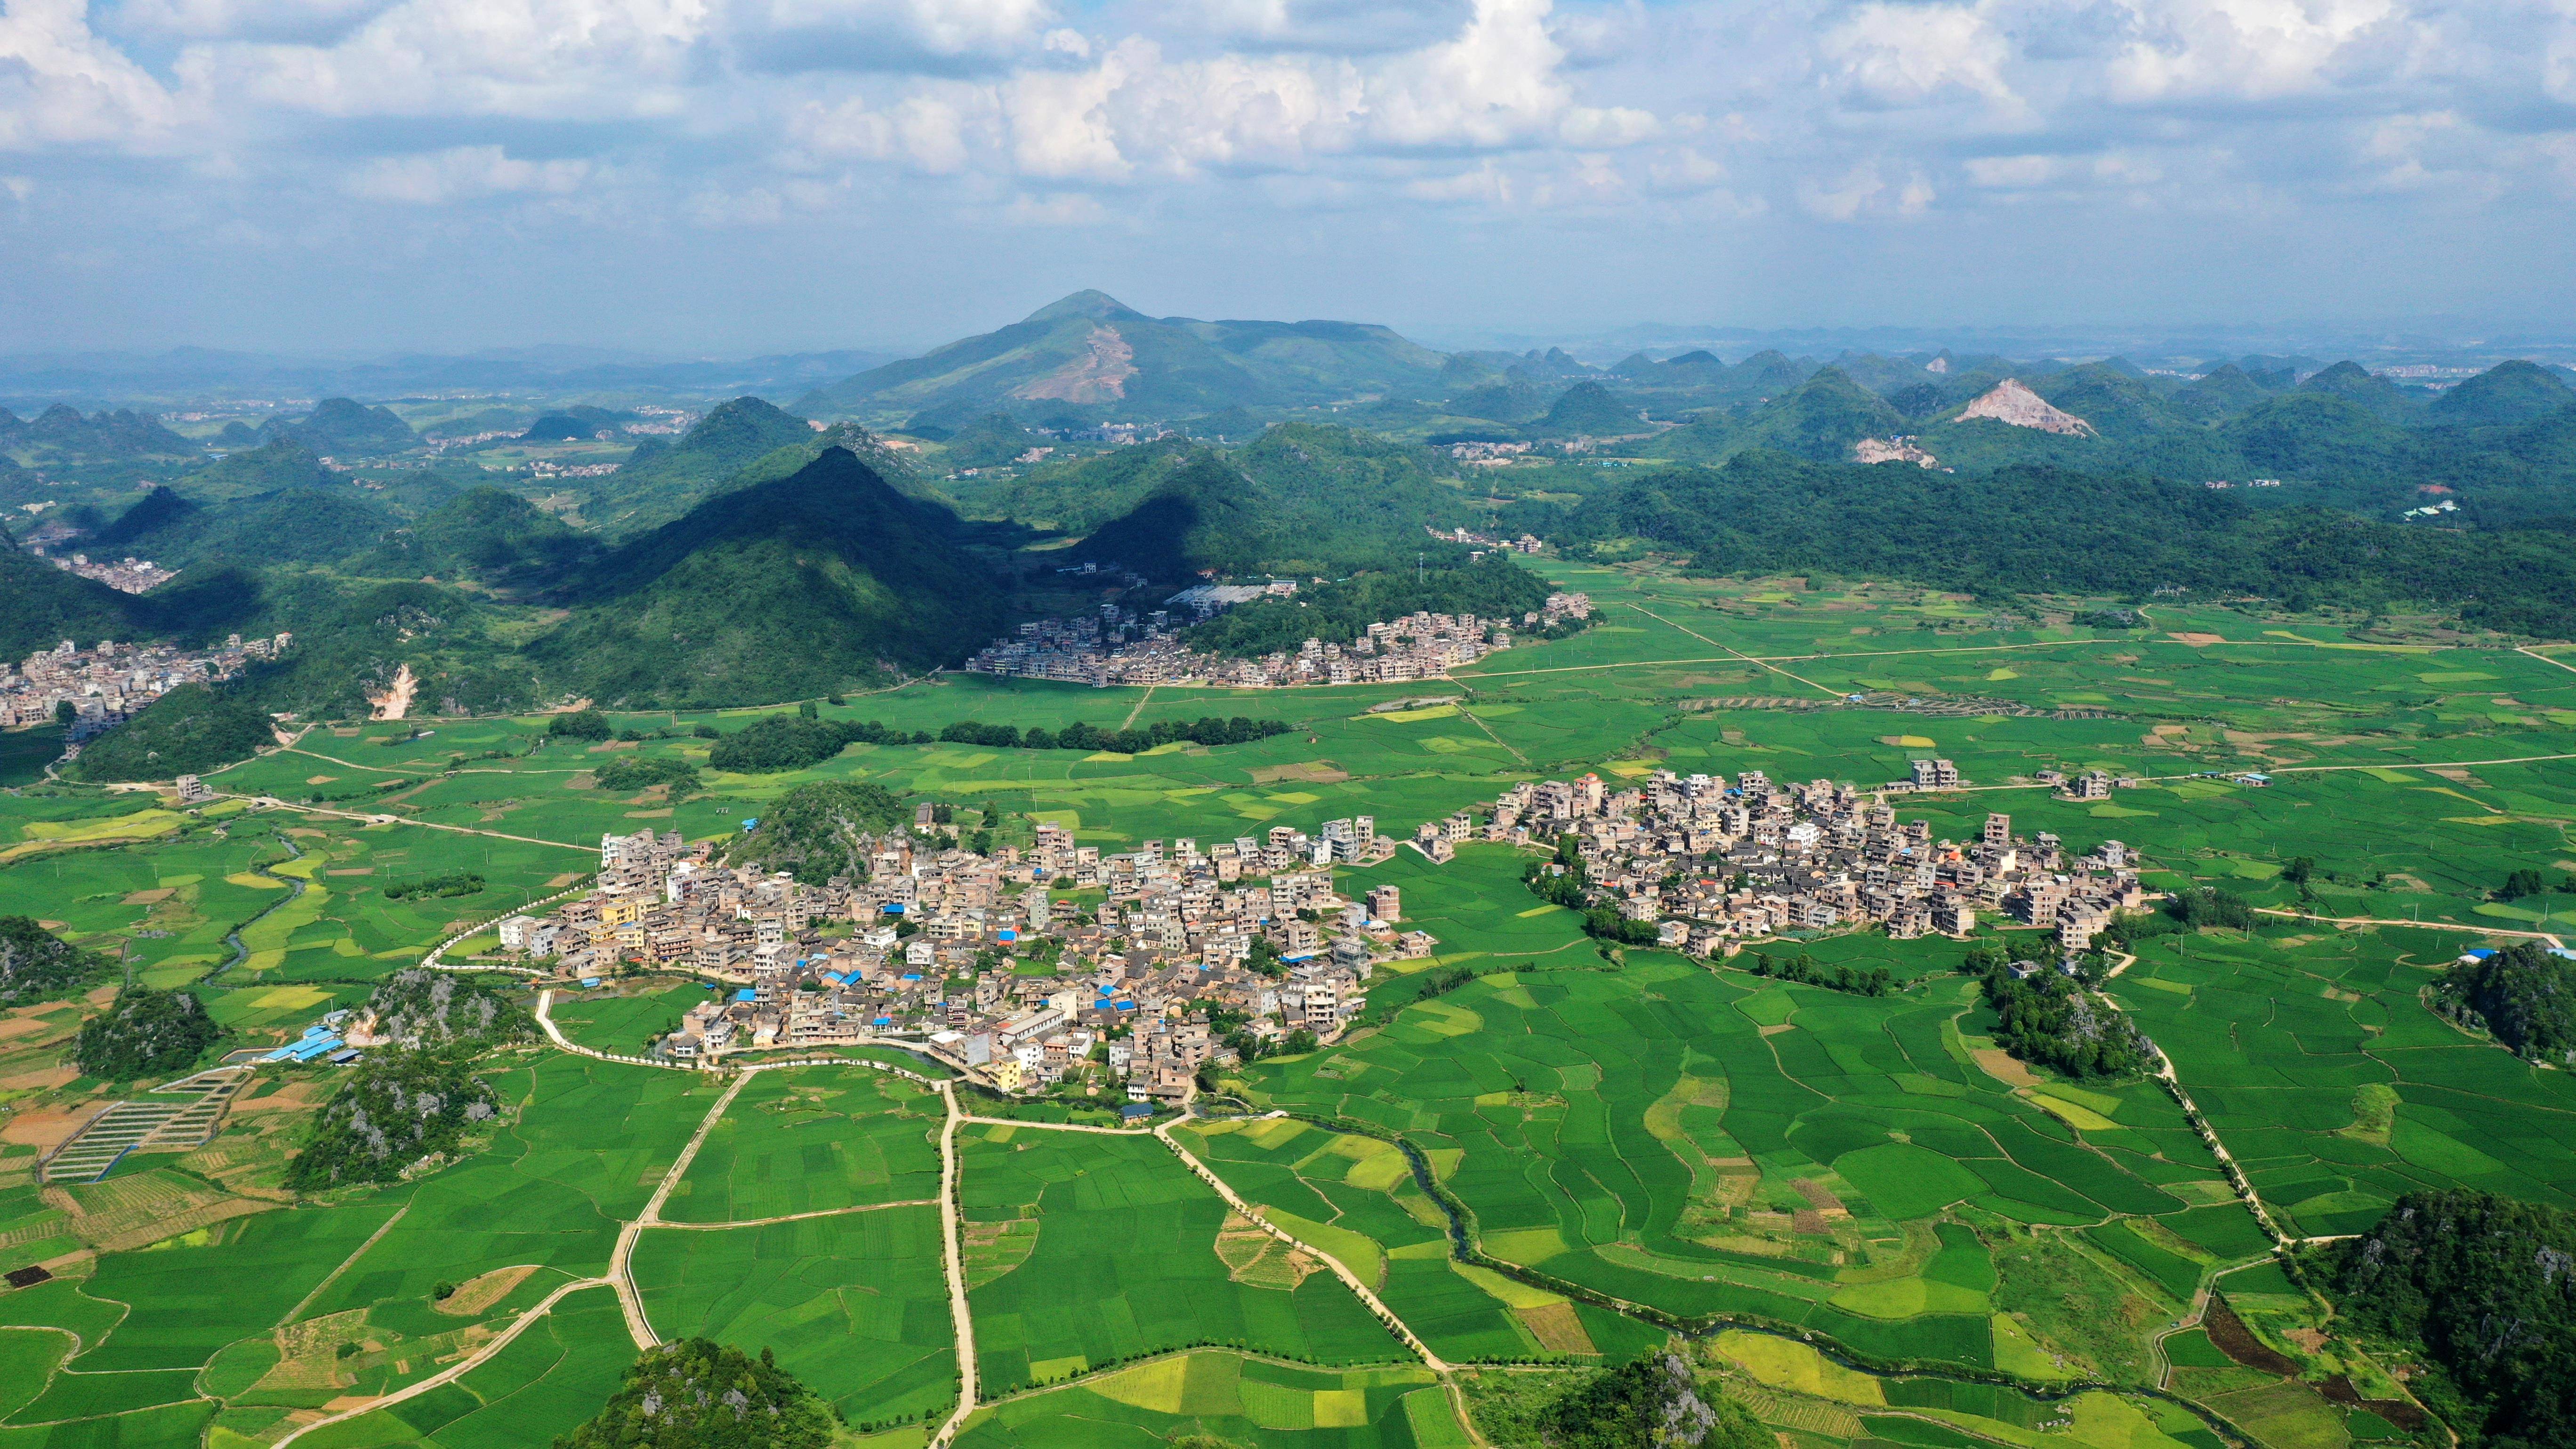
1, 559, 2573, 1448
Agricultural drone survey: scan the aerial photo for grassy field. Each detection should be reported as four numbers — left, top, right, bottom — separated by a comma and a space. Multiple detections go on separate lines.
958, 1127, 1405, 1393
633, 1208, 957, 1428
663, 1063, 942, 1223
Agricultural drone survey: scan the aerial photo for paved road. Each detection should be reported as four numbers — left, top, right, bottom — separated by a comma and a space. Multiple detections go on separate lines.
647, 1199, 937, 1230
930, 1084, 978, 1449
611, 1071, 751, 1348
1624, 602, 1845, 699
1156, 1119, 1449, 1372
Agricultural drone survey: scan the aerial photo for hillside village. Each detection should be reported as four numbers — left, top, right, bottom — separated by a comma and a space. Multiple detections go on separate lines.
967, 591, 1592, 687
498, 818, 1435, 1103
0, 633, 290, 732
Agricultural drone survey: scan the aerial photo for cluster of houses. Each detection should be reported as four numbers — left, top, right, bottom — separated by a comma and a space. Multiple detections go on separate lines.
31, 551, 178, 594
1421, 768, 2144, 956
966, 593, 1592, 688
494, 818, 1434, 1103
1, 634, 289, 733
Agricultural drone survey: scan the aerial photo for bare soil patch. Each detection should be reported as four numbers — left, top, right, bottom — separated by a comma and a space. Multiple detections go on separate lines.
435, 1264, 540, 1317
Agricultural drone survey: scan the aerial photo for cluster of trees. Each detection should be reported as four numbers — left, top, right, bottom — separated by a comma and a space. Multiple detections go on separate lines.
1965, 946, 2154, 1079
555, 1339, 836, 1449
2432, 941, 2576, 1063
2496, 867, 2575, 900
0, 918, 112, 1007
379, 871, 485, 902
1744, 950, 1895, 997
594, 756, 701, 795
2168, 886, 2258, 930
73, 986, 220, 1081
547, 709, 613, 741
1181, 555, 1565, 658
285, 1049, 501, 1191
935, 716, 1295, 754
708, 704, 1296, 773
2321, 1189, 2576, 1449
1198, 1001, 1321, 1064
726, 780, 910, 886
1523, 845, 1664, 947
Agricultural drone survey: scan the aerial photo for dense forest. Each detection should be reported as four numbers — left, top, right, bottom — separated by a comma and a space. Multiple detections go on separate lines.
2320, 1189, 2576, 1449
1542, 453, 2576, 636
2431, 941, 2576, 1062
72, 986, 220, 1080
286, 1049, 501, 1191
0, 918, 112, 1007
555, 1338, 836, 1449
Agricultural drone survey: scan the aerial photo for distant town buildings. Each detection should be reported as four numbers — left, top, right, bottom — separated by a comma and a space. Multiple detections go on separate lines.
31, 551, 178, 594
0, 634, 289, 733
1462, 769, 2144, 958
966, 592, 1591, 688
498, 816, 1433, 1102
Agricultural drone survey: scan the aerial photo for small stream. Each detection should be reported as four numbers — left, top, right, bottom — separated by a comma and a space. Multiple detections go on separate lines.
214, 835, 306, 981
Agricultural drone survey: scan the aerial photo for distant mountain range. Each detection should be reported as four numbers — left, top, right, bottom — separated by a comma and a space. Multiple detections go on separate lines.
794, 291, 1462, 427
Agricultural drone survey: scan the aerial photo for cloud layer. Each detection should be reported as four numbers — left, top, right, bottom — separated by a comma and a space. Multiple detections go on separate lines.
5, 0, 2575, 349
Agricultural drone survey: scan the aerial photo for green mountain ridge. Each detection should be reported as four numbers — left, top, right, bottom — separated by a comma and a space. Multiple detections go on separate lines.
793, 290, 1455, 424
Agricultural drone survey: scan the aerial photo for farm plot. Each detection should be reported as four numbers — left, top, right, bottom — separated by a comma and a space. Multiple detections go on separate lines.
545, 981, 715, 1058
1173, 1118, 1661, 1367
632, 1207, 955, 1428
286, 1282, 636, 1449
958, 1128, 1402, 1393
954, 1351, 1467, 1449
2112, 922, 2576, 1238
664, 1064, 942, 1223
298, 1055, 719, 1324
1240, 951, 2258, 1379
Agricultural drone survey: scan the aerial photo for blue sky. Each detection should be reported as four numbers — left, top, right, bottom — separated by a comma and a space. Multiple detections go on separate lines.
4, 0, 2574, 354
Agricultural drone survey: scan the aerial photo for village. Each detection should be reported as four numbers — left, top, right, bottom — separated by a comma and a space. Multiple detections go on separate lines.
965, 589, 1592, 687
1424, 765, 2144, 957
493, 813, 1438, 1104
0, 632, 291, 732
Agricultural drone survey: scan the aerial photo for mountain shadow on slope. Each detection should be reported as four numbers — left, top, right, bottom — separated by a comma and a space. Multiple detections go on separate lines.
529, 446, 1005, 708
588, 395, 817, 536
1073, 424, 1473, 579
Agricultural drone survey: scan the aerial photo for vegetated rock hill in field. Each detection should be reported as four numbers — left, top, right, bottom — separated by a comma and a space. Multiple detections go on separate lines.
2432, 940, 2576, 1062
529, 446, 1006, 708
0, 918, 113, 1007
794, 289, 1455, 424
65, 683, 277, 783
2320, 1188, 2576, 1449
352, 969, 532, 1049
1068, 423, 1481, 579
727, 780, 909, 885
